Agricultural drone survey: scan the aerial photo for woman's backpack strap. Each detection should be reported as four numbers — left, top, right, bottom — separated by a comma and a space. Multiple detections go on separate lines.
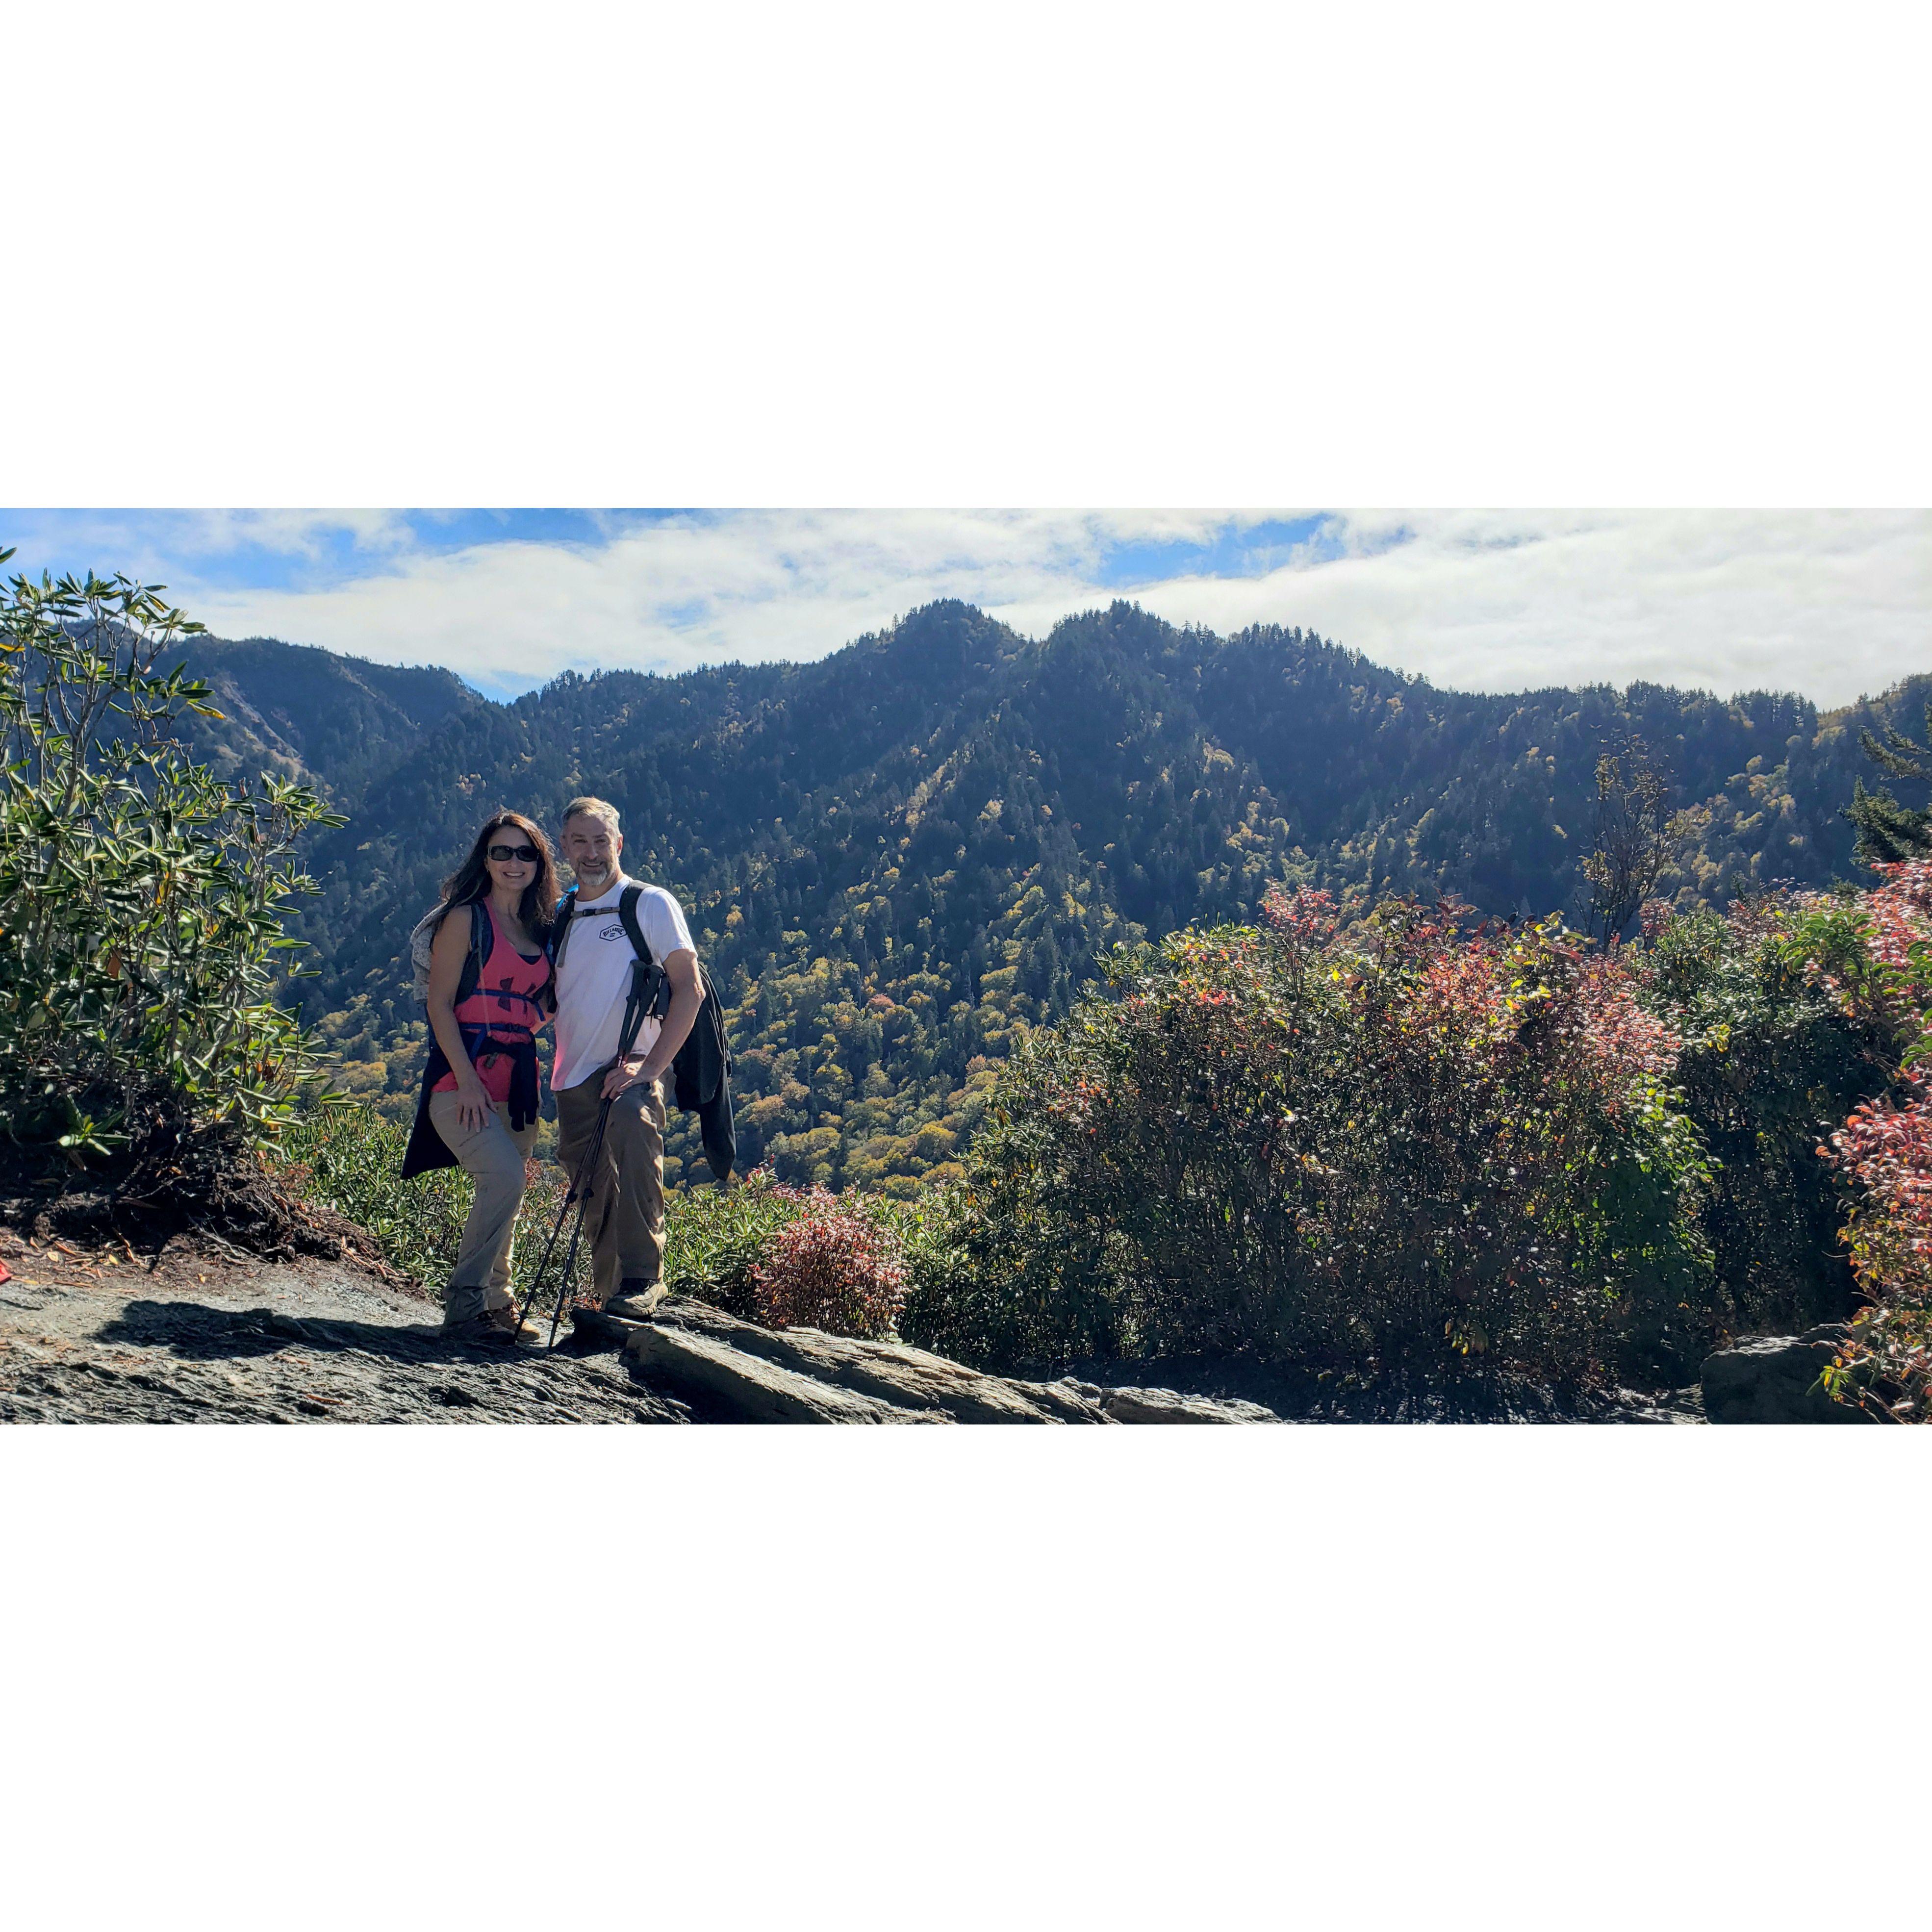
453, 899, 492, 1006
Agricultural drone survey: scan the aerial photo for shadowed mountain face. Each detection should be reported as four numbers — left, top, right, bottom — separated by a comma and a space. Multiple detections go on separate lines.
177, 600, 1929, 1193
173, 637, 488, 799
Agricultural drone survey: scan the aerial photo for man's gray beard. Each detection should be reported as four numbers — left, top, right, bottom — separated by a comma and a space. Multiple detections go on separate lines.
574, 864, 615, 893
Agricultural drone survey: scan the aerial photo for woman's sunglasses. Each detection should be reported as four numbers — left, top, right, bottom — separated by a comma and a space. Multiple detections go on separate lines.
487, 843, 540, 863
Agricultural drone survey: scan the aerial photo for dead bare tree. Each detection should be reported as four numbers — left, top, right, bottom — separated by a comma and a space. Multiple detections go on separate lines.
1578, 739, 1703, 948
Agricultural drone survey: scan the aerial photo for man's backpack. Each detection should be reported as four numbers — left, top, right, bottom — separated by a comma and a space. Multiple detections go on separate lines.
407, 899, 492, 1004
551, 883, 737, 1183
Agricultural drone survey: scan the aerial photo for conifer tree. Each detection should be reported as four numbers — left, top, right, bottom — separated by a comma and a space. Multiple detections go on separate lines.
1844, 702, 1932, 865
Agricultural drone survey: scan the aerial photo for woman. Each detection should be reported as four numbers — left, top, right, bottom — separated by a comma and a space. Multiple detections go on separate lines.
400, 811, 560, 1338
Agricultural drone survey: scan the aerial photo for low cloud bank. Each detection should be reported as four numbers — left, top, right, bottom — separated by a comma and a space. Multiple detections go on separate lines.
7, 508, 1923, 705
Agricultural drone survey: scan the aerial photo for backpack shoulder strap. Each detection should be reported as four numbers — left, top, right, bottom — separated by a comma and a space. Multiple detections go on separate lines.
614, 886, 672, 1056
616, 885, 653, 966
454, 899, 491, 1005
548, 885, 580, 974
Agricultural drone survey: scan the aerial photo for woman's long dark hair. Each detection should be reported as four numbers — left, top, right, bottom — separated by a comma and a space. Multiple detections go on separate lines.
438, 811, 561, 940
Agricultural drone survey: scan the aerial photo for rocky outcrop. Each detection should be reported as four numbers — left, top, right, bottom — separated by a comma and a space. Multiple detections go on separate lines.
0, 1240, 1285, 1425
1, 1233, 1741, 1426
625, 1321, 951, 1424
584, 1297, 1284, 1424
1094, 1384, 1282, 1424
1700, 1325, 1879, 1425
0, 1269, 691, 1424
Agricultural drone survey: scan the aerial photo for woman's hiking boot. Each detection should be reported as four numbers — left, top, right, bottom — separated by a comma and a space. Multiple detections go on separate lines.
441, 1281, 535, 1344
441, 1281, 489, 1332
441, 1307, 538, 1345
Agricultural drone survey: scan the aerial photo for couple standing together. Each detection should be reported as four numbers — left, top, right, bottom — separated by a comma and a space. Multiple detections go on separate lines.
404, 795, 701, 1340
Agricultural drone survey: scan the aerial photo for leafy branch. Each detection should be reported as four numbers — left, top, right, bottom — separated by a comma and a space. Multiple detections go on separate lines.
0, 550, 347, 1164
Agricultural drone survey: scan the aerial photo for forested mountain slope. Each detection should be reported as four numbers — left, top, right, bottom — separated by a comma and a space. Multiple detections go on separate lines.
173, 636, 487, 797
178, 601, 1927, 1194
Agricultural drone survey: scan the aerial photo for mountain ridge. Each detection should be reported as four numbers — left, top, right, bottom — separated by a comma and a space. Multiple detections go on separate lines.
172, 600, 1929, 1193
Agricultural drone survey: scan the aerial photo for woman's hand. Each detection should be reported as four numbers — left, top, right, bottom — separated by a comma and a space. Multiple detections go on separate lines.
454, 1069, 495, 1134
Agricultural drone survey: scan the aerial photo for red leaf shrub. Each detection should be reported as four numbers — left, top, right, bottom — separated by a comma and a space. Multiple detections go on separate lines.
1809, 862, 1932, 1419
1829, 1081, 1932, 1282
1853, 858, 1932, 1008
749, 1191, 907, 1340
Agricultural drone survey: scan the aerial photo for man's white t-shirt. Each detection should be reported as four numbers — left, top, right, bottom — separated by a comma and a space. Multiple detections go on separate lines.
551, 875, 696, 1093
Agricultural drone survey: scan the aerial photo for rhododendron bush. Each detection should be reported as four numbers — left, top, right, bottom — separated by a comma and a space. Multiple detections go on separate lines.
905, 890, 1719, 1388
900, 859, 1928, 1408
1812, 862, 1932, 1420
1628, 895, 1892, 1336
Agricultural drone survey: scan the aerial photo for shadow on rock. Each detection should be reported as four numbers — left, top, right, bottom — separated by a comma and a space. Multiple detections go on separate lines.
95, 1299, 525, 1368
43, 1298, 691, 1424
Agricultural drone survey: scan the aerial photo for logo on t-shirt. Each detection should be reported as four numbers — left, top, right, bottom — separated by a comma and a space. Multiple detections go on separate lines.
596, 921, 625, 941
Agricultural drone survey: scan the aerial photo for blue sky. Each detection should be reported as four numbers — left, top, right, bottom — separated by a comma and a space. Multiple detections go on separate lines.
1, 508, 1923, 707
2, 508, 1349, 603
3, 508, 636, 595
1090, 516, 1347, 587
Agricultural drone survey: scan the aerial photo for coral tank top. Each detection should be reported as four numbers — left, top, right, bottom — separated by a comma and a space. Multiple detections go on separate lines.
431, 901, 552, 1105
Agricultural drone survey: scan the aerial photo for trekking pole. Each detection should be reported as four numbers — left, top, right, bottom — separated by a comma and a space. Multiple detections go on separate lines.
508, 1174, 578, 1337
544, 1097, 612, 1350
511, 1094, 614, 1347
545, 1094, 618, 1348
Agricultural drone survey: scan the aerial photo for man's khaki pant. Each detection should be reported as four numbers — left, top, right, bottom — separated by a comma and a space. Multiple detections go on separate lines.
427, 1091, 538, 1326
554, 1067, 666, 1303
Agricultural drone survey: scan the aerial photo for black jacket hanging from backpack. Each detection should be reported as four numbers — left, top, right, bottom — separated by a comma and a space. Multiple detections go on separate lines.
550, 883, 737, 1184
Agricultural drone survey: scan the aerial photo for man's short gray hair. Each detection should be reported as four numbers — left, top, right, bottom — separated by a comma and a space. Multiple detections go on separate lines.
562, 795, 621, 837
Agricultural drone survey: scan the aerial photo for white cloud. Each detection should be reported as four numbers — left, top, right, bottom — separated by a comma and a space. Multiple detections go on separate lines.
1109, 510, 1929, 705
180, 508, 416, 557
167, 508, 1928, 708
180, 509, 1230, 692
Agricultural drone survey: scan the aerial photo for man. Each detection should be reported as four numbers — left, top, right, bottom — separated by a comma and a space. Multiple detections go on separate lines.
550, 796, 704, 1320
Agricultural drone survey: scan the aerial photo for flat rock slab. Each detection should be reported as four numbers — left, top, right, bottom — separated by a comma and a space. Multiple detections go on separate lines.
1702, 1326, 1878, 1425
580, 1298, 1283, 1424
651, 1300, 1103, 1423
0, 1272, 688, 1424
626, 1320, 947, 1424
1098, 1385, 1282, 1424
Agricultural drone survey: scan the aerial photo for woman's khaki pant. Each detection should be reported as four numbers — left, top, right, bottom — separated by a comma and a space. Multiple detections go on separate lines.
427, 1092, 538, 1326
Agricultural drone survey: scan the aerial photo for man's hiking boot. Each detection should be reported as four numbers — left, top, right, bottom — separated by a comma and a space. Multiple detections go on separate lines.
601, 1279, 667, 1322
